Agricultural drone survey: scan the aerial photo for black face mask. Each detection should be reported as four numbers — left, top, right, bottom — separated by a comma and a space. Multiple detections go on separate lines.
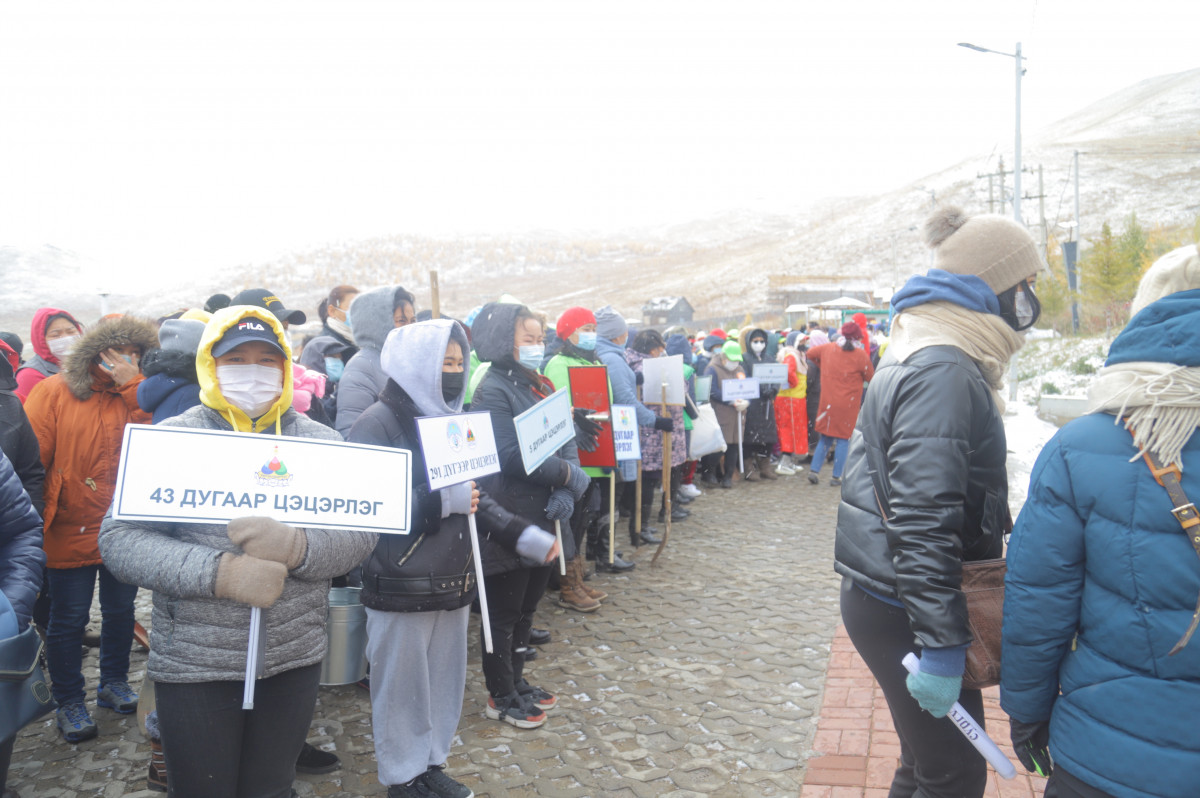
997, 279, 1042, 331
441, 372, 464, 403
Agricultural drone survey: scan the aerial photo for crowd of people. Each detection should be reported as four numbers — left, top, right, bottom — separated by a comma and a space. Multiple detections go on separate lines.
1, 205, 1197, 798
0, 279, 870, 798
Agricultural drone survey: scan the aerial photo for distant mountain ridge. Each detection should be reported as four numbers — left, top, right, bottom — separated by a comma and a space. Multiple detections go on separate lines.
4, 69, 1198, 336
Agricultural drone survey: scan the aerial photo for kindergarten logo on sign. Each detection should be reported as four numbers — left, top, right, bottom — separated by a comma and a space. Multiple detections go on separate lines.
255, 446, 293, 488
446, 421, 465, 452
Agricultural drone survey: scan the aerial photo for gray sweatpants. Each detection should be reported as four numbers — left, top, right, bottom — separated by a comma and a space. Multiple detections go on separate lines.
365, 605, 470, 787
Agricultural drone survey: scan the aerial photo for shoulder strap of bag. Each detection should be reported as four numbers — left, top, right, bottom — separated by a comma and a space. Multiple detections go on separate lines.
1138, 445, 1200, 656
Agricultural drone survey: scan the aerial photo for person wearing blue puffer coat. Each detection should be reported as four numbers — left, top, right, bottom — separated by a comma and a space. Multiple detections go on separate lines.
1002, 244, 1200, 798
0, 447, 48, 796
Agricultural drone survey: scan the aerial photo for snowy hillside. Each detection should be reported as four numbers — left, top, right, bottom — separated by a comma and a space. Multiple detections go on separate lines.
3, 69, 1198, 334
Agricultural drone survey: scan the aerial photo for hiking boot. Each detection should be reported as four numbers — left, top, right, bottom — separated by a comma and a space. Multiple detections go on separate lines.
485, 693, 547, 729
387, 778, 436, 798
421, 765, 475, 798
56, 702, 98, 743
97, 681, 139, 714
757, 456, 778, 480
147, 739, 167, 792
557, 582, 600, 612
807, 471, 820, 485
516, 678, 558, 710
296, 741, 341, 774
528, 628, 552, 646
580, 579, 608, 602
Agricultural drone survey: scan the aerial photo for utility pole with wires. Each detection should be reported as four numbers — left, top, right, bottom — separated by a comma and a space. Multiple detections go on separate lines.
976, 157, 1009, 215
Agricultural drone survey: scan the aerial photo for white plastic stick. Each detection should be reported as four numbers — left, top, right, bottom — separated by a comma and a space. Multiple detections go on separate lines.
608, 472, 616, 565
737, 408, 745, 473
468, 514, 493, 653
554, 519, 567, 575
242, 607, 262, 709
901, 653, 1016, 779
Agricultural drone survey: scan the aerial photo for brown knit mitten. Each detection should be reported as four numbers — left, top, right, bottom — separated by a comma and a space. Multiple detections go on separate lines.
214, 553, 287, 608
227, 516, 307, 569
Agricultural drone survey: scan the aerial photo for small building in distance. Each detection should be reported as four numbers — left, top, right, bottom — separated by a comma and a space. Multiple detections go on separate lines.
642, 296, 694, 327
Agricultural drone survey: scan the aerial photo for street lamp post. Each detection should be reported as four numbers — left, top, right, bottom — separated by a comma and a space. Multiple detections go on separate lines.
958, 41, 1026, 227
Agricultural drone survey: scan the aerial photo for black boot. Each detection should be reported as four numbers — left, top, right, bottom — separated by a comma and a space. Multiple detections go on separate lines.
595, 532, 636, 572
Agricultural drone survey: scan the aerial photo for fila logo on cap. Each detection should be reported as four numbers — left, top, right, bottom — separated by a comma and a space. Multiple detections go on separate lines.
238, 321, 268, 332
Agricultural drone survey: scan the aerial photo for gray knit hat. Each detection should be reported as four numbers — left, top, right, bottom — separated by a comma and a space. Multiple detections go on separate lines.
158, 319, 206, 355
594, 305, 628, 341
924, 206, 1042, 295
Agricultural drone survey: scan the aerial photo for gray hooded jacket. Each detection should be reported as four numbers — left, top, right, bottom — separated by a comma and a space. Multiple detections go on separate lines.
335, 285, 404, 436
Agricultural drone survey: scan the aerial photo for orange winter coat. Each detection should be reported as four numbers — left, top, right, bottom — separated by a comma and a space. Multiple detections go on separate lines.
24, 316, 157, 569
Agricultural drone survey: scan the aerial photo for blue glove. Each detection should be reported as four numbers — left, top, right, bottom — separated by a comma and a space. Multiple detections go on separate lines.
564, 463, 590, 501
905, 670, 961, 717
545, 488, 575, 521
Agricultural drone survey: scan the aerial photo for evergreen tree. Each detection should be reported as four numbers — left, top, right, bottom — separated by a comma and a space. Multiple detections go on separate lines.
1080, 221, 1139, 330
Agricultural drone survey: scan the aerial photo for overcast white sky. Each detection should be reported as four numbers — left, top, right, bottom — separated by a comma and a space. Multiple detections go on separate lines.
1, 0, 1195, 281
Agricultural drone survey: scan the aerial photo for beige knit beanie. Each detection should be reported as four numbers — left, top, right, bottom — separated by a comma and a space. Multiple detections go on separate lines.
924, 206, 1043, 295
1129, 244, 1200, 317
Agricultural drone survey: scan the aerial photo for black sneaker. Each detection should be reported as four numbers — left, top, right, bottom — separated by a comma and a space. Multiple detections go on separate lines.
528, 627, 551, 646
421, 765, 474, 798
485, 692, 546, 729
296, 742, 340, 774
387, 777, 435, 798
515, 678, 557, 710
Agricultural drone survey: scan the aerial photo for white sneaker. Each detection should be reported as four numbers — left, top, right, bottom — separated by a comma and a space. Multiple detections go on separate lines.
680, 483, 703, 497
775, 461, 796, 476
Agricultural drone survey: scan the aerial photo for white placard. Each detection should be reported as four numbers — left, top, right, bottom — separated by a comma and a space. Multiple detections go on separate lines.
753, 363, 788, 387
610, 404, 642, 461
642, 354, 686, 406
694, 375, 712, 403
415, 412, 501, 491
512, 388, 575, 475
113, 425, 411, 534
722, 378, 761, 401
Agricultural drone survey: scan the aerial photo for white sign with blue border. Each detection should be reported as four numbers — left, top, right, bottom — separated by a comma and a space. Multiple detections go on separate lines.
415, 412, 501, 491
512, 388, 576, 475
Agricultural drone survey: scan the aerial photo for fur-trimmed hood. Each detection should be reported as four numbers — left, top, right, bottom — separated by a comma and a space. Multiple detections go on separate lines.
61, 316, 158, 401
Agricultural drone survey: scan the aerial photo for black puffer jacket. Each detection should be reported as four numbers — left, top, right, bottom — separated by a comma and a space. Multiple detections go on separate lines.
347, 380, 531, 612
0, 356, 44, 517
834, 345, 1008, 651
470, 303, 580, 575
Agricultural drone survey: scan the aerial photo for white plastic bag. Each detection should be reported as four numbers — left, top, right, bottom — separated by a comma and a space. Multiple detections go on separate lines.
689, 403, 727, 458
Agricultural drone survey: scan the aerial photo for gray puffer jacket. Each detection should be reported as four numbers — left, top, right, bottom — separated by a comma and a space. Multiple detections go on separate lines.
98, 404, 379, 683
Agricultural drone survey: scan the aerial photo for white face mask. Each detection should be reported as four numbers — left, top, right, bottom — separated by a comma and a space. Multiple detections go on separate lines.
217, 364, 283, 418
750, 341, 766, 354
1015, 288, 1035, 329
47, 335, 79, 361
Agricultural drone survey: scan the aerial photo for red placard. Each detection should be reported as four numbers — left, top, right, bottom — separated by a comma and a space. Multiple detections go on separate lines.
567, 365, 616, 468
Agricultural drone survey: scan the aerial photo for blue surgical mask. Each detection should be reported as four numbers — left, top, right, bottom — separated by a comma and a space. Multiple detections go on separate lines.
576, 332, 597, 351
517, 344, 544, 370
324, 357, 345, 382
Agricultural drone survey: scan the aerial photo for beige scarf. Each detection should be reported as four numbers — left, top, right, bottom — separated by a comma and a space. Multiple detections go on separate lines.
887, 301, 1026, 411
1087, 363, 1200, 469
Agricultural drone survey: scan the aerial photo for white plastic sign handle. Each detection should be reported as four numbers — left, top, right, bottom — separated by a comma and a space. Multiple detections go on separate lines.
901, 653, 1016, 779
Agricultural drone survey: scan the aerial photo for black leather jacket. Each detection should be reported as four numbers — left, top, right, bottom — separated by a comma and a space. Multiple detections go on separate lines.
835, 345, 1008, 650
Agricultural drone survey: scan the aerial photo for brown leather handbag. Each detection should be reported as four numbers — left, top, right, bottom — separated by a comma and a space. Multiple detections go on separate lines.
960, 557, 1006, 690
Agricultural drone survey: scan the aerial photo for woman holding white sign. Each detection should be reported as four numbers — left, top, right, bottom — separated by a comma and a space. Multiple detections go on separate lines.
347, 319, 558, 798
470, 302, 580, 731
98, 307, 378, 798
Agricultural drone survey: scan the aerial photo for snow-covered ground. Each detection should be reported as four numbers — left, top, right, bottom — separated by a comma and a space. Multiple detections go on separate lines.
1004, 330, 1114, 513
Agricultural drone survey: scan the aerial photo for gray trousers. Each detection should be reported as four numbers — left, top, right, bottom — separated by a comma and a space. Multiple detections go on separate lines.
365, 605, 470, 787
